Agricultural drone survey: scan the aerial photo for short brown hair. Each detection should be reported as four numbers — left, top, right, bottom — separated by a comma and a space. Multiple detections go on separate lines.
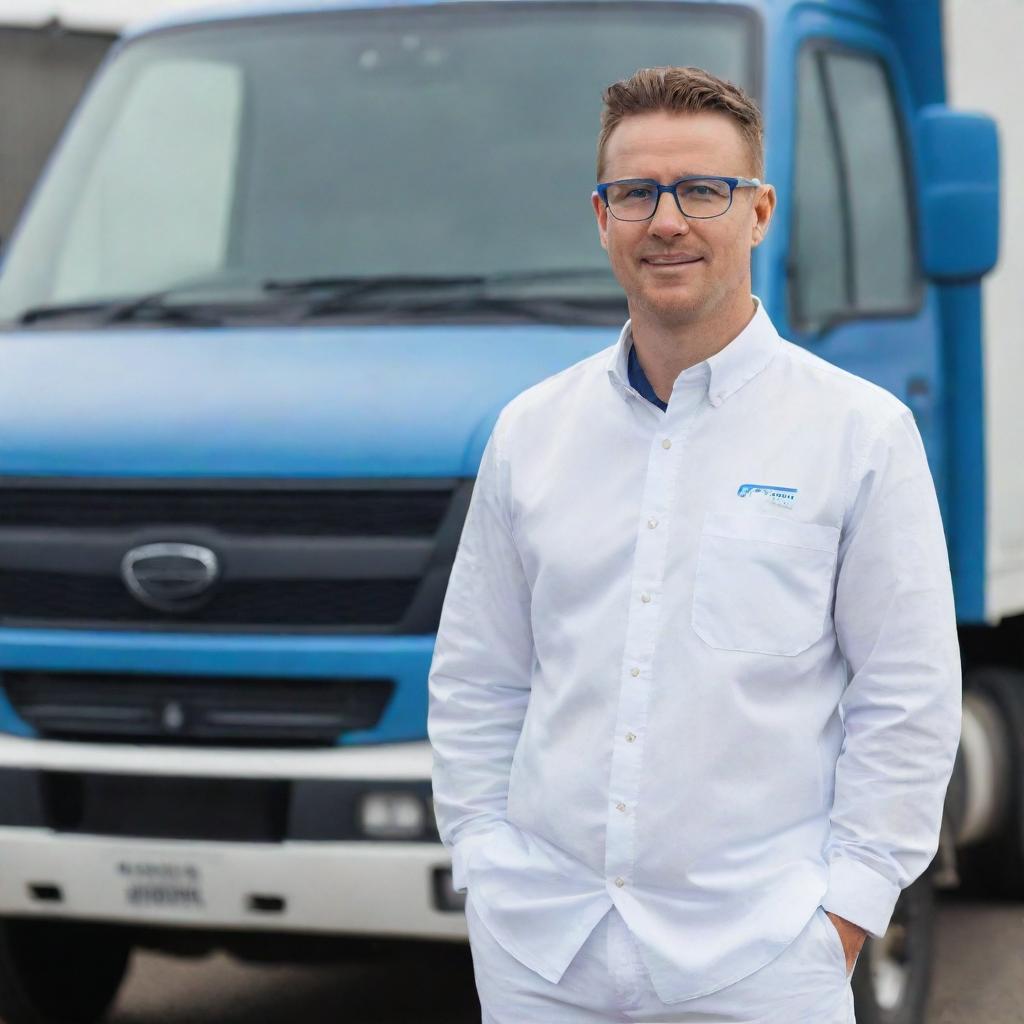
596, 66, 764, 181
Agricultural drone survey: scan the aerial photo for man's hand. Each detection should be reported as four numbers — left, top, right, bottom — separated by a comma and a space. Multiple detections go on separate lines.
825, 910, 868, 975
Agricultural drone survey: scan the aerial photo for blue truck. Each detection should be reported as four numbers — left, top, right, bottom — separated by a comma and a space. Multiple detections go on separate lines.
0, 1, 1018, 1022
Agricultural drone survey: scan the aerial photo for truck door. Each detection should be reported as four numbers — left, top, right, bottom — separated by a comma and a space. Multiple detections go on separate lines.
781, 29, 947, 508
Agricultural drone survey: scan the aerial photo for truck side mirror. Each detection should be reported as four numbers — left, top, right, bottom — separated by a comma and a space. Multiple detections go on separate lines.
916, 105, 999, 281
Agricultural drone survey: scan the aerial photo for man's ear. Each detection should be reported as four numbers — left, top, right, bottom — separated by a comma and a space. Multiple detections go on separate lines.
750, 183, 777, 249
592, 191, 608, 251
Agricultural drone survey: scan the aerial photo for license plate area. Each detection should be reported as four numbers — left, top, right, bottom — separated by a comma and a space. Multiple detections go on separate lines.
116, 856, 209, 910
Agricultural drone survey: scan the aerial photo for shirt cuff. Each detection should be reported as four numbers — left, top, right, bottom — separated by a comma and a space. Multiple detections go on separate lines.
821, 855, 902, 938
449, 827, 500, 894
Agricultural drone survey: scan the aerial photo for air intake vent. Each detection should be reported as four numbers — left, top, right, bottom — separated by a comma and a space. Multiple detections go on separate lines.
4, 670, 395, 746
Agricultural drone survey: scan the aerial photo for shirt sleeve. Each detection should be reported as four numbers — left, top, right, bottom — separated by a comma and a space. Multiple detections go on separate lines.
822, 407, 962, 937
427, 410, 534, 893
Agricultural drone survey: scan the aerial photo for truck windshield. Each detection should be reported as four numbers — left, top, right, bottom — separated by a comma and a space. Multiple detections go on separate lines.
0, 3, 754, 326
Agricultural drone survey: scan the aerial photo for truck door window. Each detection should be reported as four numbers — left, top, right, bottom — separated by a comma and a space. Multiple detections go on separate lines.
790, 49, 847, 332
791, 46, 920, 333
825, 52, 917, 313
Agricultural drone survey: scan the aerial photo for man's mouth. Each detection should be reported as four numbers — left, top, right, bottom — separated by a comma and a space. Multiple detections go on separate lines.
641, 254, 703, 266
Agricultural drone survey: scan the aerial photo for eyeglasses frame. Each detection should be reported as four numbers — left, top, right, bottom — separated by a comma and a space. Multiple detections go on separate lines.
595, 174, 763, 221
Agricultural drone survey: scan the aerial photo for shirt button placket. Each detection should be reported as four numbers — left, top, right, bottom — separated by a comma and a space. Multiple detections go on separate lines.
607, 423, 680, 895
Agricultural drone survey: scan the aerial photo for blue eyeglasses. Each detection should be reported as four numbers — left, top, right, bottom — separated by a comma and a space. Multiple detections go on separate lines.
596, 175, 762, 221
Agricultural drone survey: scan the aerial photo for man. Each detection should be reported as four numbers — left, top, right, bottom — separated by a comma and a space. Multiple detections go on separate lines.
427, 66, 961, 1023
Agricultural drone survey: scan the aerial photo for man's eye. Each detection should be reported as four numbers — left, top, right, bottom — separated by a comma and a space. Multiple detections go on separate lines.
626, 188, 652, 200
681, 182, 729, 200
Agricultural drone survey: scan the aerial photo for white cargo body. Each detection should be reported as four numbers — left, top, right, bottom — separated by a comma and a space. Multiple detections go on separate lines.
944, 0, 1024, 623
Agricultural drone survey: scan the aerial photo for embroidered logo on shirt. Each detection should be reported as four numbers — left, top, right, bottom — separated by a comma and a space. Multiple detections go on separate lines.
737, 483, 798, 509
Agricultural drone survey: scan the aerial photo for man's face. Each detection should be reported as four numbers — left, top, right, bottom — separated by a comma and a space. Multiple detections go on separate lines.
592, 110, 775, 326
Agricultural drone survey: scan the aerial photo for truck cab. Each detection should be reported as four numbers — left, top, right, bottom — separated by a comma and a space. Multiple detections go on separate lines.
0, 3, 1013, 1024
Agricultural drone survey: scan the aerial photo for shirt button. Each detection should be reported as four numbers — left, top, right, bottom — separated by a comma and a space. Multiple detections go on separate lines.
614, 877, 626, 887
640, 592, 651, 603
647, 517, 658, 529
616, 801, 627, 812
630, 667, 640, 677
625, 731, 637, 742
661, 438, 672, 449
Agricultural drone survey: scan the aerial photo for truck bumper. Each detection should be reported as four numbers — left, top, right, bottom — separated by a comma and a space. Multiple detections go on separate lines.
0, 735, 467, 940
0, 828, 466, 940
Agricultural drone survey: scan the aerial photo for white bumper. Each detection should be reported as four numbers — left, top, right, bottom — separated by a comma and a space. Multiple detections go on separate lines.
0, 734, 466, 941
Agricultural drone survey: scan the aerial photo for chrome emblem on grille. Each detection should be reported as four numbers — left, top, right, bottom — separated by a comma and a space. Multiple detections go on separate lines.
121, 543, 220, 612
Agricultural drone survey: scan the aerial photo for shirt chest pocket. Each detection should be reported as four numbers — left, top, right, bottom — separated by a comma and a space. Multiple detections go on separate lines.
691, 511, 841, 657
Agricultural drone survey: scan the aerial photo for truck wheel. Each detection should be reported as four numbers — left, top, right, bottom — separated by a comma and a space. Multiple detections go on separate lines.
851, 866, 934, 1024
956, 667, 1024, 899
0, 919, 131, 1024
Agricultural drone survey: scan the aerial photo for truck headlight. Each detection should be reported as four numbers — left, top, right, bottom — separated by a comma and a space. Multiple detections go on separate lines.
358, 791, 428, 838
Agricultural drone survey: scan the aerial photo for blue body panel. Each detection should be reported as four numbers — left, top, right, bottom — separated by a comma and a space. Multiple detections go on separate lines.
755, 0, 985, 621
0, 0, 991, 749
0, 325, 607, 477
0, 324, 615, 743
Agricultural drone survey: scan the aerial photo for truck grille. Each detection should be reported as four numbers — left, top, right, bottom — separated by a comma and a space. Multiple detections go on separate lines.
0, 573, 418, 627
0, 477, 472, 633
0, 487, 452, 535
4, 670, 394, 746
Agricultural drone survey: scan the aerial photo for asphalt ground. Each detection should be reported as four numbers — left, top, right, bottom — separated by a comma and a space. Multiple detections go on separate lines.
107, 894, 1024, 1024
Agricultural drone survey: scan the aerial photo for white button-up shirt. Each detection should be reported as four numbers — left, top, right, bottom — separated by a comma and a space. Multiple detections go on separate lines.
427, 296, 961, 1003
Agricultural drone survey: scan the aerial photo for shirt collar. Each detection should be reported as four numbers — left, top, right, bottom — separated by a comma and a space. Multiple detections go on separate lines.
606, 295, 780, 409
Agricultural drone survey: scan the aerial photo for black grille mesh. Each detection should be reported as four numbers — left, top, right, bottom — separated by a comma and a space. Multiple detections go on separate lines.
0, 571, 419, 628
5, 670, 394, 746
0, 487, 451, 536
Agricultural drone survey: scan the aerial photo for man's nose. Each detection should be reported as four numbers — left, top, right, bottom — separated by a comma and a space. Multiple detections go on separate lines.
648, 189, 690, 238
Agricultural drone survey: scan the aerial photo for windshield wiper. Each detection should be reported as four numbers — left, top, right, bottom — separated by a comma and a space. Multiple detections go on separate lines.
265, 269, 613, 296
16, 292, 224, 327
12, 272, 621, 328
264, 273, 485, 296
18, 301, 119, 325
483, 269, 617, 288
373, 293, 622, 326
263, 274, 489, 316
101, 290, 224, 326
266, 269, 620, 320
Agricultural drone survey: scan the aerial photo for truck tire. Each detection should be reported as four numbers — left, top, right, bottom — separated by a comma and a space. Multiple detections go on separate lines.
956, 667, 1024, 899
0, 919, 130, 1024
850, 866, 935, 1024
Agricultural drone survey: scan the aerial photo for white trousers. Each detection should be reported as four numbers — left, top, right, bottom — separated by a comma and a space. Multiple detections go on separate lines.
465, 892, 856, 1024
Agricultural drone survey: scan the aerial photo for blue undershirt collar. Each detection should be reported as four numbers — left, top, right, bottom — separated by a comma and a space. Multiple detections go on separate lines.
627, 340, 668, 411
